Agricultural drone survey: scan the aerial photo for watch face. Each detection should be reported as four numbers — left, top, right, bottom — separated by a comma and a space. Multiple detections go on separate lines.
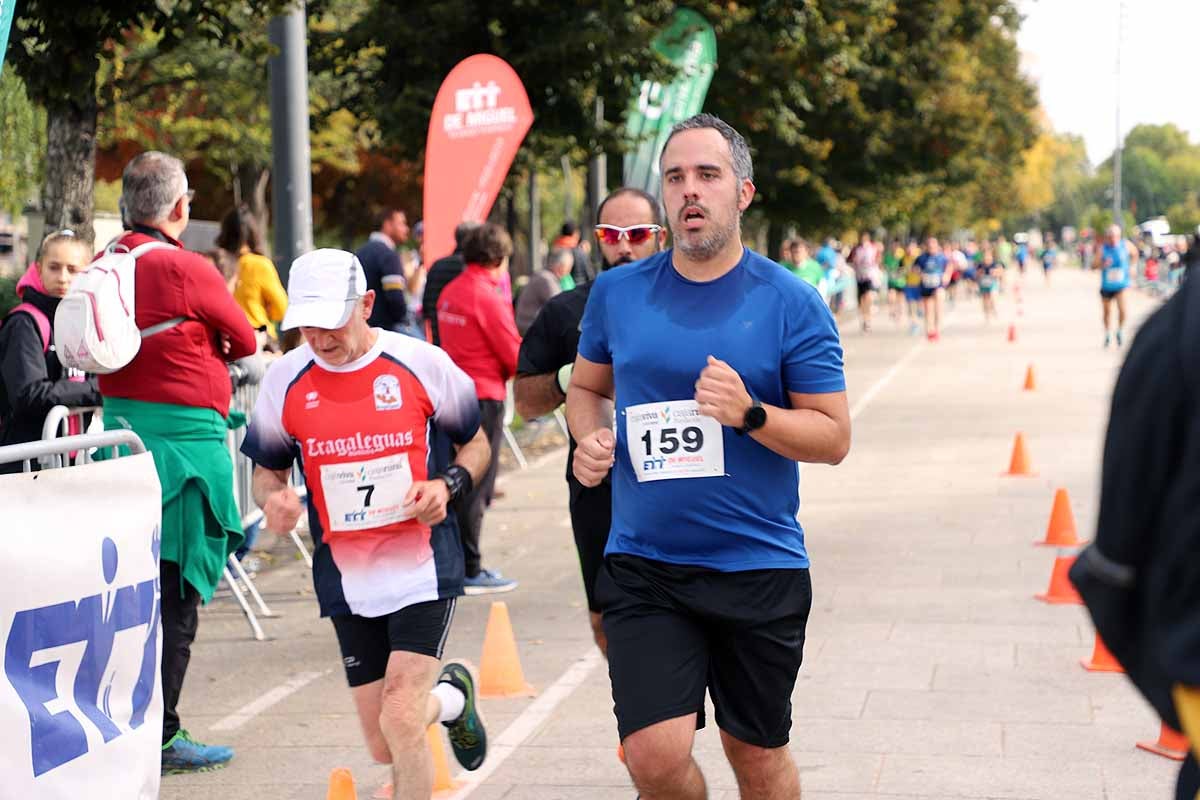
746, 404, 767, 430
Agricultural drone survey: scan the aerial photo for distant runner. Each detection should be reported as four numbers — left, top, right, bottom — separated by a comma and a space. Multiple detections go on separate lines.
1098, 224, 1136, 348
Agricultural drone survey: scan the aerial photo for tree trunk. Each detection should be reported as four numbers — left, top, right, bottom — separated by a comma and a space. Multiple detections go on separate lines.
249, 167, 271, 257
42, 89, 98, 247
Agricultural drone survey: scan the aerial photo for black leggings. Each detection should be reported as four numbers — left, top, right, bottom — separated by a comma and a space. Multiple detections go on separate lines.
160, 560, 201, 744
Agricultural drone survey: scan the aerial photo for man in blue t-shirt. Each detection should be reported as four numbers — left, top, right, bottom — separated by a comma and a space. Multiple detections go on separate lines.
1099, 223, 1137, 348
914, 236, 948, 341
566, 113, 850, 800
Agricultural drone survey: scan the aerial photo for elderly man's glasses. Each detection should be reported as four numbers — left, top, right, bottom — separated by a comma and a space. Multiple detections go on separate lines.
595, 224, 661, 245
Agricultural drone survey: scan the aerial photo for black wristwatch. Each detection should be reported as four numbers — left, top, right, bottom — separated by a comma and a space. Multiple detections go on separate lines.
736, 399, 767, 435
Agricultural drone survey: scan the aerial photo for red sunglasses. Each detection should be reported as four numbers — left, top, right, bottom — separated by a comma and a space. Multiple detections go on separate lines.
594, 224, 662, 245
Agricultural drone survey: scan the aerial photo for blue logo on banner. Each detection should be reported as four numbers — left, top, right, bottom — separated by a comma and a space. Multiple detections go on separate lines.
3, 530, 160, 777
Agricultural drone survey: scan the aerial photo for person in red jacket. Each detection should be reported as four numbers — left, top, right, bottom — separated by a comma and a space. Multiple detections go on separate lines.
436, 223, 520, 593
103, 151, 257, 774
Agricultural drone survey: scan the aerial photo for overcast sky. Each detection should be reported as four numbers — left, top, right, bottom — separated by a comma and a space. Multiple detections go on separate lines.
1016, 0, 1200, 165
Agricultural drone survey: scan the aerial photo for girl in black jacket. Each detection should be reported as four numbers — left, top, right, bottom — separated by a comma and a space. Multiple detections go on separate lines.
0, 231, 101, 471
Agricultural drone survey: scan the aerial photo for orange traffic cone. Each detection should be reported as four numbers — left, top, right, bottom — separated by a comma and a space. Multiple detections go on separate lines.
1081, 632, 1124, 673
1007, 324, 1017, 342
617, 743, 626, 764
1002, 433, 1035, 476
479, 601, 536, 697
428, 725, 462, 793
1037, 488, 1079, 546
1023, 364, 1037, 391
1035, 549, 1083, 604
1136, 722, 1190, 761
327, 767, 358, 800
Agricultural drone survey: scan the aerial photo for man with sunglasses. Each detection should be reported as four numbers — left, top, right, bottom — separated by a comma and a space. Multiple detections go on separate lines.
514, 187, 666, 654
568, 114, 850, 799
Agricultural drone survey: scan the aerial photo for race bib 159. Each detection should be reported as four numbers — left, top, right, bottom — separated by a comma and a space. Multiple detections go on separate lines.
625, 399, 724, 482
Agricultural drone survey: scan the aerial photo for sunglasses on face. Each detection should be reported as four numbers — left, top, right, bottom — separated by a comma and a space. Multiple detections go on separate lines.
594, 224, 662, 245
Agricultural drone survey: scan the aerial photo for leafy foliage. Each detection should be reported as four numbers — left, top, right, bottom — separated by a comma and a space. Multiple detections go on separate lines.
0, 71, 46, 216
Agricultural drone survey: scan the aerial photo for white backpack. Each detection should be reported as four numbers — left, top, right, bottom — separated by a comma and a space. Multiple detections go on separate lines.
54, 240, 186, 374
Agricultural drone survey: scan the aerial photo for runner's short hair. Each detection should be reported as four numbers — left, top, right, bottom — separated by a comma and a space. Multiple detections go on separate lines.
462, 223, 513, 267
660, 113, 754, 185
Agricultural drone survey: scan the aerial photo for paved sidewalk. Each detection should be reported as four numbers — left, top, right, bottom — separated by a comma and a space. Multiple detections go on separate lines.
163, 268, 1180, 799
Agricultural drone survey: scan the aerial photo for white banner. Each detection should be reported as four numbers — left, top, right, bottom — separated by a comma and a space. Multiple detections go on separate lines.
0, 453, 163, 800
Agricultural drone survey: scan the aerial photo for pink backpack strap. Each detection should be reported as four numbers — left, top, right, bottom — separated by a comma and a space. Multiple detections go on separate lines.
8, 303, 52, 354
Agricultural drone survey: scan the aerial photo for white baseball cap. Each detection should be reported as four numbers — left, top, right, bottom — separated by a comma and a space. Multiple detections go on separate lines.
280, 249, 368, 331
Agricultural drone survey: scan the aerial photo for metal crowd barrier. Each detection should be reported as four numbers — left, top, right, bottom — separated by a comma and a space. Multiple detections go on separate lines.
39, 404, 281, 641
227, 380, 313, 568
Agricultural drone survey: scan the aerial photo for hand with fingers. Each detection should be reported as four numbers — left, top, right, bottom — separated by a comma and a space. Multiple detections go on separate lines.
574, 427, 615, 487
694, 355, 752, 427
404, 480, 452, 526
264, 486, 304, 534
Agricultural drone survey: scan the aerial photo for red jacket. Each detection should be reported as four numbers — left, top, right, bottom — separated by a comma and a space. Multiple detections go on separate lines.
98, 228, 257, 416
436, 264, 520, 402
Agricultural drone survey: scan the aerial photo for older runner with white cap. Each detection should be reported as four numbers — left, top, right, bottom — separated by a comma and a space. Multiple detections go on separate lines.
241, 248, 493, 798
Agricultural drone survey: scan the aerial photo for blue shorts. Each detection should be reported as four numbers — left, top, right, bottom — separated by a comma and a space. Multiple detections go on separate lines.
904, 287, 921, 302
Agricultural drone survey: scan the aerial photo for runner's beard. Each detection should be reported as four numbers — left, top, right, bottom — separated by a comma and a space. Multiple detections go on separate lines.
602, 254, 636, 270
674, 213, 737, 262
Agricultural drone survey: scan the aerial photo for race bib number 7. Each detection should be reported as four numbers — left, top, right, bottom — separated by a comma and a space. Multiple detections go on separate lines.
625, 399, 724, 482
321, 453, 414, 532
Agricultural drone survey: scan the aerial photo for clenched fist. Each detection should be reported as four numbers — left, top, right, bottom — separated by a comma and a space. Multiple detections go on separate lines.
574, 427, 615, 487
694, 355, 752, 427
263, 486, 304, 534
404, 480, 452, 526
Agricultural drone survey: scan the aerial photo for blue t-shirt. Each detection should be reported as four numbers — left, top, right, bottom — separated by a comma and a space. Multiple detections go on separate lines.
915, 253, 946, 289
577, 248, 846, 571
1101, 243, 1131, 291
815, 245, 838, 269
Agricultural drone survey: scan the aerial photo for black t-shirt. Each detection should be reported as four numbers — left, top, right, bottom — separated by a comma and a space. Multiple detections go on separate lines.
422, 253, 466, 346
516, 281, 607, 486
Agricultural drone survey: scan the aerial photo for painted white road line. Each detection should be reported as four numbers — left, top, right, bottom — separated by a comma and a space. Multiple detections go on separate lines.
446, 648, 605, 799
209, 669, 331, 732
850, 339, 926, 421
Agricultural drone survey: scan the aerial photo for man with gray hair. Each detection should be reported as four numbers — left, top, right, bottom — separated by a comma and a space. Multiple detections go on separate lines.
101, 150, 258, 773
514, 248, 572, 335
568, 114, 850, 799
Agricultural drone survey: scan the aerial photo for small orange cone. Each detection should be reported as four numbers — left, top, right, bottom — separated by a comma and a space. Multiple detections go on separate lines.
617, 743, 626, 764
1035, 549, 1083, 604
327, 767, 358, 800
479, 601, 536, 697
1007, 324, 1017, 342
1037, 488, 1079, 546
1136, 722, 1190, 761
1023, 364, 1037, 391
428, 725, 462, 793
1081, 632, 1124, 673
1002, 433, 1036, 476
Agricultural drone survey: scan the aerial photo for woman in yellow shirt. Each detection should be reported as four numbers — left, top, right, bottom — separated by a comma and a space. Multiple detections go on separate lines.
216, 206, 288, 340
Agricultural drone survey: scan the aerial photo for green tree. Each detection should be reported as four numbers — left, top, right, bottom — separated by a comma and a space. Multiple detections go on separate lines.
6, 0, 290, 244
324, 0, 1037, 241
96, 4, 370, 245
0, 71, 46, 217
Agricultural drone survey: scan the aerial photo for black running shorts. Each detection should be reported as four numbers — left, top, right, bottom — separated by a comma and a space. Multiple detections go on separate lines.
330, 597, 456, 687
568, 478, 612, 612
1100, 288, 1125, 300
596, 553, 812, 748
